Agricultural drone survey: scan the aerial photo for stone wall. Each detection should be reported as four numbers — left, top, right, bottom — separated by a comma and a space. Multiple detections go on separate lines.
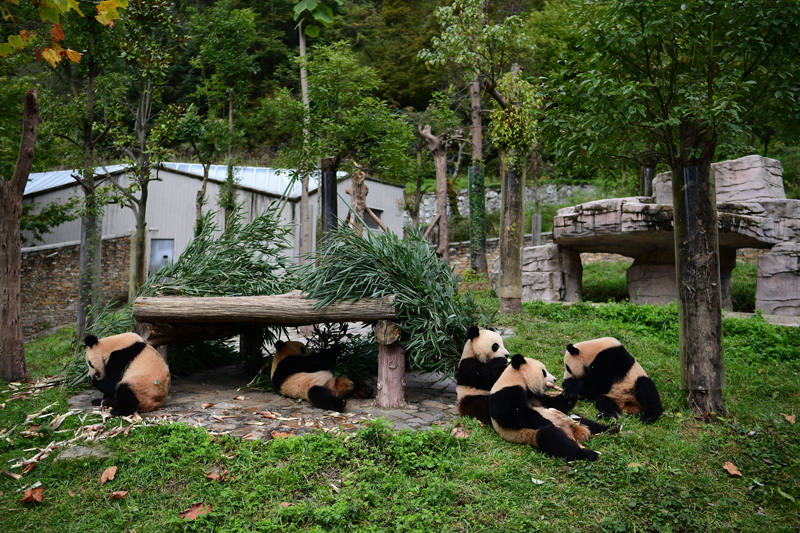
21, 235, 130, 335
410, 184, 599, 225
448, 233, 554, 278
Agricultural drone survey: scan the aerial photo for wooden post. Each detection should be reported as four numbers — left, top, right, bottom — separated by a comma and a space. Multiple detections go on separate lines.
375, 320, 405, 409
239, 328, 262, 360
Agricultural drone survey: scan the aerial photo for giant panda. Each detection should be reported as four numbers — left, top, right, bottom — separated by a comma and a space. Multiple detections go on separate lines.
84, 332, 171, 416
456, 326, 510, 424
270, 340, 373, 412
489, 354, 610, 462
561, 337, 663, 424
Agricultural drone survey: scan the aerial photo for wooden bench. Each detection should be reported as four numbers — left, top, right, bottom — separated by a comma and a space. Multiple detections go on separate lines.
132, 290, 407, 408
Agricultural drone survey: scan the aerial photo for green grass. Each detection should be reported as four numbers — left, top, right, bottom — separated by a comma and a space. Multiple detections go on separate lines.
2, 296, 799, 532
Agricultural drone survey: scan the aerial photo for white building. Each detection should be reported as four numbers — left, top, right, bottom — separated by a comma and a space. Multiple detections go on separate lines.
23, 162, 407, 274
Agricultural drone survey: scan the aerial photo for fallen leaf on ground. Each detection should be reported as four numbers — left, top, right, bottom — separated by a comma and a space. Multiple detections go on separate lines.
108, 491, 128, 500
179, 503, 212, 520
271, 430, 296, 439
100, 466, 117, 486
19, 487, 43, 503
202, 403, 214, 409
723, 462, 742, 477
450, 424, 470, 438
280, 502, 292, 508
779, 413, 796, 425
21, 463, 36, 475
68, 489, 75, 497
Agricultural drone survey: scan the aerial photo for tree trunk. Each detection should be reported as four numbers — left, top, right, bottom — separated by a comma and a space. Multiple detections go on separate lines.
671, 122, 725, 417
228, 89, 234, 160
499, 157, 523, 314
469, 76, 488, 274
411, 151, 423, 230
641, 155, 656, 197
446, 141, 463, 217
298, 24, 311, 259
1, 89, 38, 383
375, 320, 405, 409
77, 212, 101, 339
195, 163, 210, 236
346, 168, 368, 234
419, 125, 449, 261
320, 157, 338, 246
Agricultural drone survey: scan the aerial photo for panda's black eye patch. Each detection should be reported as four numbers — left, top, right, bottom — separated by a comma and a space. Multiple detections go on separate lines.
492, 343, 499, 352
87, 361, 94, 368
542, 369, 546, 377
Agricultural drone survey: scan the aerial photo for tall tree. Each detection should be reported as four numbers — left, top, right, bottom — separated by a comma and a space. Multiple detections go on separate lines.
547, 0, 800, 416
109, 0, 185, 300
0, 89, 38, 382
419, 0, 527, 314
48, 12, 120, 338
271, 42, 413, 245
293, 0, 342, 258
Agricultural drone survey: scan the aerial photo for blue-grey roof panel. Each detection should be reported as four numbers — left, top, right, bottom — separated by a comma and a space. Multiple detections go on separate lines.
25, 162, 346, 199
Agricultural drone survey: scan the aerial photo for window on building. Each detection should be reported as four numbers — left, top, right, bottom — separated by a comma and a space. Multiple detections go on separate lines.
365, 208, 383, 231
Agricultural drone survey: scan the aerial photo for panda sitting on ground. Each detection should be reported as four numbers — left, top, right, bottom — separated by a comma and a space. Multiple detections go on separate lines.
561, 337, 663, 424
84, 332, 171, 416
270, 340, 373, 412
456, 326, 510, 424
489, 354, 611, 462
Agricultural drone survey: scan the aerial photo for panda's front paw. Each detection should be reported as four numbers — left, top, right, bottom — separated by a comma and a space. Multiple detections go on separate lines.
561, 380, 580, 400
91, 398, 103, 406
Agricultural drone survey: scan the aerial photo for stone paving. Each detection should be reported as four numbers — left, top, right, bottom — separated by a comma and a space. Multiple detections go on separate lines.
68, 364, 460, 440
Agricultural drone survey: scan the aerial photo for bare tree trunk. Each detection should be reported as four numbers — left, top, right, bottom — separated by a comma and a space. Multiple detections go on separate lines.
411, 151, 423, 230
641, 155, 656, 197
345, 167, 368, 234
194, 163, 210, 236
469, 76, 487, 274
672, 123, 725, 417
499, 156, 523, 314
320, 157, 338, 246
0, 89, 38, 383
419, 125, 449, 261
228, 88, 234, 160
77, 66, 102, 339
446, 140, 464, 217
298, 24, 311, 259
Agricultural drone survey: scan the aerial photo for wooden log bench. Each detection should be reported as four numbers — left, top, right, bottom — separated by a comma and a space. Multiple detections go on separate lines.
132, 290, 407, 408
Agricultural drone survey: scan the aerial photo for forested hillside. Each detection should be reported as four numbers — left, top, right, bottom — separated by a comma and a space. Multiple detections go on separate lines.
3, 0, 797, 197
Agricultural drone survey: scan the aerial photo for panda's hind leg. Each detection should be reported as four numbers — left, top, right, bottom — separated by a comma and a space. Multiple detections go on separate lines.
534, 425, 599, 462
594, 395, 622, 419
308, 386, 347, 412
110, 383, 139, 417
634, 376, 663, 424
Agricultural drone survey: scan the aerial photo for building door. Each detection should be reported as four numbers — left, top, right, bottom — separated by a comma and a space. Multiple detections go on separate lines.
149, 239, 174, 275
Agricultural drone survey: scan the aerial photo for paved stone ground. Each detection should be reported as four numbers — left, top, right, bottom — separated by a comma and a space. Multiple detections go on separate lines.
68, 364, 460, 440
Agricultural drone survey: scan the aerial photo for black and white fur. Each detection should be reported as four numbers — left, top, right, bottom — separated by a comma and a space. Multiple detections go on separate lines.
456, 326, 510, 424
562, 337, 663, 423
489, 354, 610, 462
84, 332, 171, 416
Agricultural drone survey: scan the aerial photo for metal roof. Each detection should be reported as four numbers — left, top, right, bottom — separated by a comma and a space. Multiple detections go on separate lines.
24, 162, 346, 199
24, 164, 127, 196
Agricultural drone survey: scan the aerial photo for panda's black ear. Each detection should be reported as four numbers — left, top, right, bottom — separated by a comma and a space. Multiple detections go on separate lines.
466, 326, 480, 340
510, 354, 526, 369
84, 335, 99, 348
567, 344, 579, 355
275, 340, 286, 351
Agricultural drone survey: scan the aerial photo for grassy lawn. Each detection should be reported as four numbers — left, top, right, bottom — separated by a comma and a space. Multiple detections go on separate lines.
2, 284, 798, 532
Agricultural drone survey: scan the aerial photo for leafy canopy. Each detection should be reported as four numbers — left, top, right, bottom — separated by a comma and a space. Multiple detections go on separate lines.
544, 0, 800, 168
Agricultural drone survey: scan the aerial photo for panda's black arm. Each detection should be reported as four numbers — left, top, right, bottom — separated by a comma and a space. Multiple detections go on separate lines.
489, 387, 554, 430
271, 346, 342, 391
561, 377, 602, 400
457, 357, 507, 391
533, 393, 577, 414
92, 342, 146, 396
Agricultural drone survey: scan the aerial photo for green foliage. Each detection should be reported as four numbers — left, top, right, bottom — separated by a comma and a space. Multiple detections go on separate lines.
294, 0, 343, 37
20, 196, 80, 245
581, 260, 632, 304
271, 41, 414, 181
298, 226, 495, 375
724, 315, 800, 366
546, 0, 800, 169
489, 71, 542, 163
